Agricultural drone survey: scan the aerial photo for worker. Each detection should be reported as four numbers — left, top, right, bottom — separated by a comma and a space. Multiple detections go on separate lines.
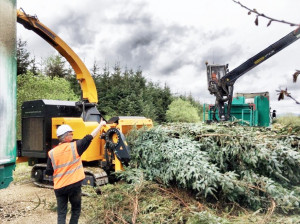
272, 110, 277, 119
211, 71, 218, 81
46, 119, 106, 224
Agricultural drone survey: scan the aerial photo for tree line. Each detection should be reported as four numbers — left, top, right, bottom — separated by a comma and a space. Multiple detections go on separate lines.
16, 38, 203, 138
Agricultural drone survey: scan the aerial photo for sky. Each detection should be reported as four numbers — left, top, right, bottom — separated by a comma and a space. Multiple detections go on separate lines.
16, 0, 300, 115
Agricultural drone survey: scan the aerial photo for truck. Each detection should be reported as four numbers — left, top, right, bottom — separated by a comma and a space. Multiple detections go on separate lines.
206, 27, 300, 121
17, 9, 153, 187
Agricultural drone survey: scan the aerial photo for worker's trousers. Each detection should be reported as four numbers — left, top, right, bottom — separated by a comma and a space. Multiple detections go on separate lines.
55, 185, 82, 224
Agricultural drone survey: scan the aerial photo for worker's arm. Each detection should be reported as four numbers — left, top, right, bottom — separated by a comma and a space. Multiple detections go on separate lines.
76, 118, 106, 156
91, 118, 106, 137
76, 135, 93, 156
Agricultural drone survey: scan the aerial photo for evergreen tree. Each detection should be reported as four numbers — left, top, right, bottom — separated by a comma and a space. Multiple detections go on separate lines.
17, 38, 33, 75
44, 54, 69, 79
94, 65, 170, 122
65, 64, 81, 98
91, 60, 101, 77
149, 83, 172, 123
29, 56, 39, 75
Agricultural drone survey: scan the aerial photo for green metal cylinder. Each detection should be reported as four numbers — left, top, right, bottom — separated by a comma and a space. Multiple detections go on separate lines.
0, 0, 17, 189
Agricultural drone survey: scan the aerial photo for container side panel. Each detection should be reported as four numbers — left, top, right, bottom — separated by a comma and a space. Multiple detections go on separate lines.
0, 0, 17, 189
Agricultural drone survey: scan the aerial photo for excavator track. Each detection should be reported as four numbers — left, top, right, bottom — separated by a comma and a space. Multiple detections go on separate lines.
31, 164, 109, 188
83, 167, 109, 186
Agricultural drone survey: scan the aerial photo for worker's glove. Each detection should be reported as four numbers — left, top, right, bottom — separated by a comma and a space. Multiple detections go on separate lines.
91, 118, 106, 137
100, 119, 106, 127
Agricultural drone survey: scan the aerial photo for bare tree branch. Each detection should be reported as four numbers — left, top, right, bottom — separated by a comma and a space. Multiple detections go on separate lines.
232, 0, 300, 27
232, 1, 300, 105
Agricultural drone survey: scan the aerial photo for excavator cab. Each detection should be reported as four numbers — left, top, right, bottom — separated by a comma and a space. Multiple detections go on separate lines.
206, 64, 227, 94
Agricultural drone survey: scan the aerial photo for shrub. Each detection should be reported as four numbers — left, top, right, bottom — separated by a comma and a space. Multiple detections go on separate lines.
166, 98, 200, 123
17, 72, 79, 139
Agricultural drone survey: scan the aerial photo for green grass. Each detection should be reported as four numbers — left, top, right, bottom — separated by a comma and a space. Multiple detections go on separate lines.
13, 162, 31, 184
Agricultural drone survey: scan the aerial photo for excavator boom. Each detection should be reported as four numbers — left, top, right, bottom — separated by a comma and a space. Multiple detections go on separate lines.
207, 27, 300, 120
224, 27, 300, 85
17, 9, 98, 104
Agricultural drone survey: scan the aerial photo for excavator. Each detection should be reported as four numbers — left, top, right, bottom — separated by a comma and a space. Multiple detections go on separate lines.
206, 27, 300, 121
17, 9, 153, 187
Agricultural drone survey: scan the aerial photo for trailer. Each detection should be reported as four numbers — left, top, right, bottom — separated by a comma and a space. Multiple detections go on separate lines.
0, 0, 17, 189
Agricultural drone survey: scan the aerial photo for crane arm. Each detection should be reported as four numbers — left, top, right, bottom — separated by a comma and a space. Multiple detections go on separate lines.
17, 9, 98, 104
206, 27, 300, 121
222, 27, 300, 86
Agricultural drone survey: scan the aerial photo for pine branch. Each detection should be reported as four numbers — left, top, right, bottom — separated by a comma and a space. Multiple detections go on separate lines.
128, 123, 300, 213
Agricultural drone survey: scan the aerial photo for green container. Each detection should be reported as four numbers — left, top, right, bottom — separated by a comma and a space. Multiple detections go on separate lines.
0, 0, 17, 189
206, 95, 270, 127
254, 95, 270, 127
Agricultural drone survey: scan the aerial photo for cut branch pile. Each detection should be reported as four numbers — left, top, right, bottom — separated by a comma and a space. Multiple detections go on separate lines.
127, 123, 300, 213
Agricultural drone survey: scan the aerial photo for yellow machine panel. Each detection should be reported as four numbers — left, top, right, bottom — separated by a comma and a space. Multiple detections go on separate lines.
115, 117, 153, 134
52, 117, 104, 162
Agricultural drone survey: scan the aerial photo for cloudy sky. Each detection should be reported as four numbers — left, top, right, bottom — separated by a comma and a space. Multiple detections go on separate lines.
16, 0, 300, 115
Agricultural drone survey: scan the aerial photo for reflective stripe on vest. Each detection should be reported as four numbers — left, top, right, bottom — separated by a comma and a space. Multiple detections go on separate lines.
49, 142, 85, 189
50, 142, 78, 171
53, 164, 84, 178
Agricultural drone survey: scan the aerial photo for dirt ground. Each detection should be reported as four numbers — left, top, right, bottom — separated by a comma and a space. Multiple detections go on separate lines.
0, 182, 57, 224
0, 164, 90, 224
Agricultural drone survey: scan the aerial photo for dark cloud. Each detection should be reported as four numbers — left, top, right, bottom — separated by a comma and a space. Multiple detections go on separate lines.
202, 43, 243, 69
109, 10, 194, 73
112, 3, 152, 26
52, 11, 96, 46
26, 1, 237, 79
114, 27, 162, 69
160, 58, 193, 75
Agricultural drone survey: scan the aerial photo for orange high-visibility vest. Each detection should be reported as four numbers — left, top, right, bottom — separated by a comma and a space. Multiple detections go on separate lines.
48, 142, 85, 189
211, 73, 217, 81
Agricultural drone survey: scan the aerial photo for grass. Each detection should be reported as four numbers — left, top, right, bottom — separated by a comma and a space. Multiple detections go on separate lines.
273, 114, 300, 126
13, 162, 31, 184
